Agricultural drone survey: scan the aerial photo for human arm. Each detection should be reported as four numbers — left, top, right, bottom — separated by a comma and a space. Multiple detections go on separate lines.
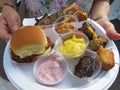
0, 0, 21, 40
90, 0, 120, 40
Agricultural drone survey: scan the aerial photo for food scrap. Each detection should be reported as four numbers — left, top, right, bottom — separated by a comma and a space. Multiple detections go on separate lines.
47, 37, 54, 48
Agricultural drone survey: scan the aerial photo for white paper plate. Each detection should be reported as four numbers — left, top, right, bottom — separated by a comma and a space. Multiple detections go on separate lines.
3, 19, 120, 90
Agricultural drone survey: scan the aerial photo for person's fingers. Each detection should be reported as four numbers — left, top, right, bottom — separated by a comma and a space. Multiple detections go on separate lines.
0, 6, 21, 41
97, 19, 120, 40
2, 33, 11, 41
105, 25, 120, 40
8, 14, 21, 33
2, 6, 21, 33
0, 29, 12, 40
0, 19, 12, 40
5, 15, 19, 32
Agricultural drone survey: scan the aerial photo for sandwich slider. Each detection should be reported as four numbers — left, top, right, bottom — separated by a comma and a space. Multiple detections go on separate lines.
10, 26, 52, 63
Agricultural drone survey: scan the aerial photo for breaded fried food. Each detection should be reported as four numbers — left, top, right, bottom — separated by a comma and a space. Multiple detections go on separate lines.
97, 46, 115, 71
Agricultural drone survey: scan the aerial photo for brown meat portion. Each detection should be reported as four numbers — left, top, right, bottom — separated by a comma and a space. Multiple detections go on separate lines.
74, 56, 96, 78
35, 11, 63, 26
78, 22, 96, 40
11, 50, 40, 63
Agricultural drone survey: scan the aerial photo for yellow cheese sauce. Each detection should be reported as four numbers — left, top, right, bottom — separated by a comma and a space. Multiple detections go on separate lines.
60, 35, 86, 54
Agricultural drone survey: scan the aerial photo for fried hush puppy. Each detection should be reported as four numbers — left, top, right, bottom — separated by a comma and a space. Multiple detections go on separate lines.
97, 46, 115, 71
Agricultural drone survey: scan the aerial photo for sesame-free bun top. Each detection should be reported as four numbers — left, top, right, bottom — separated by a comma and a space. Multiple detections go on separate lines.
10, 26, 48, 59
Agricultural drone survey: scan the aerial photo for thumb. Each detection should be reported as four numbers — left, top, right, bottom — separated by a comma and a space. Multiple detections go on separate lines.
106, 28, 120, 40
97, 20, 120, 40
5, 15, 19, 32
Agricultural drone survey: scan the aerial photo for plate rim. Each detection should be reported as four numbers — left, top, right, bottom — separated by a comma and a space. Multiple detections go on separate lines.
3, 19, 120, 90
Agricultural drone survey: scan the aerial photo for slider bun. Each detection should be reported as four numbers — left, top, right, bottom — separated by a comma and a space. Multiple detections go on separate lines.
10, 26, 48, 59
